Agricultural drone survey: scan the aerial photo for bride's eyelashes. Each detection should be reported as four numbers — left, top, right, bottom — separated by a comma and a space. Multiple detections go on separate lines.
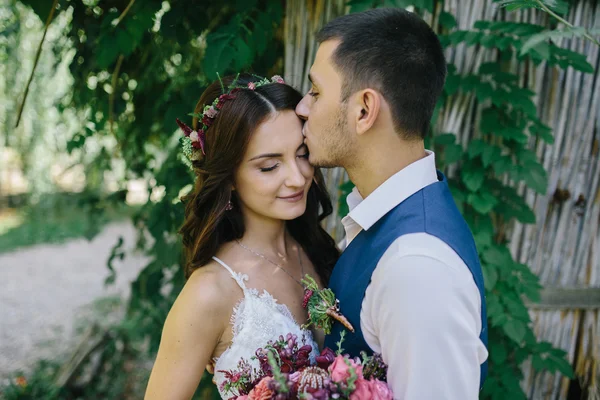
260, 163, 279, 172
259, 152, 310, 173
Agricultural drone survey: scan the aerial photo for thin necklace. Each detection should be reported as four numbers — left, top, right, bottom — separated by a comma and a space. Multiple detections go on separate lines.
235, 239, 305, 288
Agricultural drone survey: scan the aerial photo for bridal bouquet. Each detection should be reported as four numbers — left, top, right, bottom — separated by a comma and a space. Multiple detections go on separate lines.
218, 332, 392, 400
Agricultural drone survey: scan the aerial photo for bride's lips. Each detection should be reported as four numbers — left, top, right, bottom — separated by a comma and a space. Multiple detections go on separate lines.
278, 190, 304, 203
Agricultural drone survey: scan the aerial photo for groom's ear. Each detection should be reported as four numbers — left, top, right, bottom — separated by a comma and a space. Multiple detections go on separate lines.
353, 89, 380, 136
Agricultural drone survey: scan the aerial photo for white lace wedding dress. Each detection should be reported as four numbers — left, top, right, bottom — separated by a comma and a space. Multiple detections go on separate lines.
211, 256, 319, 399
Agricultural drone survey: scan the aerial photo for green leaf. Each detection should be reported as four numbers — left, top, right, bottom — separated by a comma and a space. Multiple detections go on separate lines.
522, 162, 548, 194
465, 31, 483, 46
482, 145, 501, 167
482, 263, 498, 290
444, 143, 463, 164
447, 30, 468, 45
475, 81, 494, 101
480, 34, 497, 48
348, 0, 376, 13
233, 37, 252, 70
474, 20, 491, 30
529, 41, 551, 60
491, 183, 537, 224
521, 27, 587, 55
548, 352, 575, 378
529, 121, 554, 144
491, 155, 513, 175
439, 11, 457, 30
503, 319, 527, 343
489, 340, 507, 364
502, 293, 531, 321
467, 190, 498, 214
96, 35, 121, 68
532, 354, 546, 371
338, 180, 355, 218
204, 32, 236, 80
542, 0, 569, 15
488, 21, 544, 36
552, 46, 595, 73
434, 133, 457, 145
495, 0, 537, 12
461, 167, 485, 192
483, 245, 512, 267
444, 73, 461, 95
467, 139, 487, 159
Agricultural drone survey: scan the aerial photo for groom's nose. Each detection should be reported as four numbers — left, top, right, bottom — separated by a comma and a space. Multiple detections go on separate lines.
295, 95, 310, 121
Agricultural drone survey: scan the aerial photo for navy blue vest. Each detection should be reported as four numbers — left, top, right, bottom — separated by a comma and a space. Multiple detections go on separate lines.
324, 172, 488, 388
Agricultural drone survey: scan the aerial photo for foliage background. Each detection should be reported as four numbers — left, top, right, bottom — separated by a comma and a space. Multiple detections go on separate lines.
1, 0, 598, 399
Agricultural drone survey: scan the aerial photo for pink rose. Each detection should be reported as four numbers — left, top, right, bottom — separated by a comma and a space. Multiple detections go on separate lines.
369, 379, 393, 400
328, 355, 363, 383
236, 396, 249, 400
271, 75, 285, 84
247, 82, 256, 90
248, 376, 274, 400
349, 378, 372, 400
205, 106, 218, 118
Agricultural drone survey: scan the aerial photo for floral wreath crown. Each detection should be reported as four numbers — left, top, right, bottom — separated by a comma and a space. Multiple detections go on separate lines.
176, 73, 285, 170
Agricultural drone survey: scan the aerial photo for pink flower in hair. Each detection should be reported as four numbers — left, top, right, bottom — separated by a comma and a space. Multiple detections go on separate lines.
205, 106, 218, 118
271, 75, 285, 84
247, 82, 256, 90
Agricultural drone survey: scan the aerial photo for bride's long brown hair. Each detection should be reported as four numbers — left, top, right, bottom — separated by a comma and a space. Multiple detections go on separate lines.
179, 74, 339, 284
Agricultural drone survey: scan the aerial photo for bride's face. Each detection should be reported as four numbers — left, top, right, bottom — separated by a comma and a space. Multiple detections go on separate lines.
234, 110, 314, 221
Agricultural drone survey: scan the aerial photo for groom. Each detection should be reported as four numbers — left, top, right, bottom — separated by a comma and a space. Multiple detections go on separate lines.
296, 8, 488, 399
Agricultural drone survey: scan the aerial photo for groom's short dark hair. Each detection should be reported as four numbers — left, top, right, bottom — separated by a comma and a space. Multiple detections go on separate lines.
317, 8, 446, 140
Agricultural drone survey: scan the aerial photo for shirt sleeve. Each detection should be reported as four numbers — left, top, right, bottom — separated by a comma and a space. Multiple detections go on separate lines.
361, 234, 487, 400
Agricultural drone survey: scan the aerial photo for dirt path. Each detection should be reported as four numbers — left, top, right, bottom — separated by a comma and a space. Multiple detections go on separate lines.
0, 222, 149, 379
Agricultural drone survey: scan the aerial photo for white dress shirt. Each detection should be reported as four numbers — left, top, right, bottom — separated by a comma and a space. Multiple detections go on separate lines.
340, 151, 488, 400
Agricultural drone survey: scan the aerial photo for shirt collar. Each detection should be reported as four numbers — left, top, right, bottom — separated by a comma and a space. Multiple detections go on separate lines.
345, 150, 438, 231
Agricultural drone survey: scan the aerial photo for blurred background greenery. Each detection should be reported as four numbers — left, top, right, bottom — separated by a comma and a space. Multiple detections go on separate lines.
1, 0, 598, 399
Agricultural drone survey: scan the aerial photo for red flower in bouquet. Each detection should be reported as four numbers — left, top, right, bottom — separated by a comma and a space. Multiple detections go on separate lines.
315, 347, 336, 370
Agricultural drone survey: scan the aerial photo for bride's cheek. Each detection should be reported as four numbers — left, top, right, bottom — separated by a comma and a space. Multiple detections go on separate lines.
299, 160, 314, 179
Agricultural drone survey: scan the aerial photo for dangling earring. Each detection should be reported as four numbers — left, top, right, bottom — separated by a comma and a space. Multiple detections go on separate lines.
225, 200, 233, 211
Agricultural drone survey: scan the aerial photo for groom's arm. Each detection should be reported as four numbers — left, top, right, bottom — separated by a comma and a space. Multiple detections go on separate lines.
361, 233, 487, 400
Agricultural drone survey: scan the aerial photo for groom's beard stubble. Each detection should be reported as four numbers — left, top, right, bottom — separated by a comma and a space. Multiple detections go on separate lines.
308, 108, 351, 169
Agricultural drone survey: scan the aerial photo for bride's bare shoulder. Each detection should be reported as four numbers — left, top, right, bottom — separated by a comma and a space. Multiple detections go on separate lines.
174, 260, 241, 317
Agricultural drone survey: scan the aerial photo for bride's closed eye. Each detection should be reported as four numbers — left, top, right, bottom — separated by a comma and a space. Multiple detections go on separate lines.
260, 163, 279, 172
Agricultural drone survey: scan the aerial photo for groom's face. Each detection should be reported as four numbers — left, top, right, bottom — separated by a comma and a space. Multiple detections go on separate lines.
296, 40, 354, 168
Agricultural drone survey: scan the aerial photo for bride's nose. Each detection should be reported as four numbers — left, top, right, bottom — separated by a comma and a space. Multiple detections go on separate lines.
285, 162, 307, 188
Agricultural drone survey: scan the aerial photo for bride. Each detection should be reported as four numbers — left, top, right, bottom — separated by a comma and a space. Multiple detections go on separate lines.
145, 74, 340, 399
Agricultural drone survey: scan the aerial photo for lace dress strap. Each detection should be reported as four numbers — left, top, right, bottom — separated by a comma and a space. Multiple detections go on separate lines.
212, 256, 248, 291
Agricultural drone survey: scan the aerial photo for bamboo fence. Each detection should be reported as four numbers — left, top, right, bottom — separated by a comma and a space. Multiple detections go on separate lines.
284, 0, 600, 399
